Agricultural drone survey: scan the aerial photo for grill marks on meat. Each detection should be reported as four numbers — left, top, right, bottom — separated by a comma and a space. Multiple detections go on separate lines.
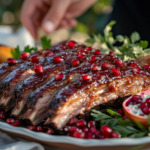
22, 55, 114, 125
45, 59, 150, 129
0, 47, 59, 99
0, 63, 35, 111
1, 41, 150, 130
11, 48, 94, 120
0, 43, 86, 112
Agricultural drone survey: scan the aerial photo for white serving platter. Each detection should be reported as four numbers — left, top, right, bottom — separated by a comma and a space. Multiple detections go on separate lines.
0, 121, 150, 150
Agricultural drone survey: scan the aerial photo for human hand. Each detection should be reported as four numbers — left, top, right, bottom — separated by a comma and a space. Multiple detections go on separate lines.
20, 0, 97, 39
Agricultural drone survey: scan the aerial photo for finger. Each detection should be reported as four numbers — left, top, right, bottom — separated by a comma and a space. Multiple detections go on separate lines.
41, 0, 71, 33
69, 19, 78, 27
57, 18, 77, 29
20, 0, 38, 39
66, 0, 97, 18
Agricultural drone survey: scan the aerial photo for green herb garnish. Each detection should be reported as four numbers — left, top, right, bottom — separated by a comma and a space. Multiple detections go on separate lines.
11, 36, 51, 59
91, 109, 150, 138
85, 21, 150, 61
41, 36, 51, 49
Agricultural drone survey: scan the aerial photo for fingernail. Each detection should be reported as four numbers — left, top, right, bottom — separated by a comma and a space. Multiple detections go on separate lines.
42, 21, 54, 33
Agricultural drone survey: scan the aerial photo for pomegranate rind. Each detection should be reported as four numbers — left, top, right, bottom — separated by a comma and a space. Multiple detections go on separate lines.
123, 89, 150, 127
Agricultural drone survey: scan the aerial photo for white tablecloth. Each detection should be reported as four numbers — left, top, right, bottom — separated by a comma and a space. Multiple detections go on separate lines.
0, 131, 61, 150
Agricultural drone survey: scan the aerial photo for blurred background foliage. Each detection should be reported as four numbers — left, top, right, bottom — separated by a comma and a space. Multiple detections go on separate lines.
0, 0, 113, 35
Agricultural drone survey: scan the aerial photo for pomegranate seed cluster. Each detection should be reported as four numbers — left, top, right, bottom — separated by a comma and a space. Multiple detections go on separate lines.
63, 118, 121, 139
0, 109, 121, 139
126, 94, 150, 117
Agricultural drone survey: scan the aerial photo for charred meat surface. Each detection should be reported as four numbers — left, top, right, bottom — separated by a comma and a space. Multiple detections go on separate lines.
45, 56, 150, 129
0, 42, 86, 112
13, 46, 95, 120
23, 54, 119, 126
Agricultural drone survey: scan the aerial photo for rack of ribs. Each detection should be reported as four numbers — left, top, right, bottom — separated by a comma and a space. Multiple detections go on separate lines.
44, 57, 150, 129
0, 42, 88, 111
0, 41, 150, 131
11, 46, 94, 119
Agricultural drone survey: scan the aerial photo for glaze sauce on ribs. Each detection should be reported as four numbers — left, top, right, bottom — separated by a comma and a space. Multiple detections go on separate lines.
0, 41, 150, 130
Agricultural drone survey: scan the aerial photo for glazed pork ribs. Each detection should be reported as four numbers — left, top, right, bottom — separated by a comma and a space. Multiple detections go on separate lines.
0, 42, 87, 112
0, 41, 150, 130
22, 59, 102, 125
44, 57, 150, 129
11, 46, 94, 119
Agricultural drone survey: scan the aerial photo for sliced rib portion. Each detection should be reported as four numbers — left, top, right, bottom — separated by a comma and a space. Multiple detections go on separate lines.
22, 54, 115, 125
44, 61, 150, 129
0, 47, 58, 99
11, 47, 95, 119
0, 42, 87, 112
0, 62, 35, 111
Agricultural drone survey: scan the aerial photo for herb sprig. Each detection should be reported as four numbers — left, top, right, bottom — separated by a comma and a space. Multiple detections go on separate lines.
85, 21, 150, 61
91, 109, 150, 138
11, 36, 51, 59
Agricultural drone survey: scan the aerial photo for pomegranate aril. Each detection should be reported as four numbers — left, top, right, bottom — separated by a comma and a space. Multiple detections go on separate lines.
134, 98, 143, 104
77, 54, 85, 60
27, 126, 37, 131
142, 107, 150, 114
55, 73, 64, 80
101, 125, 113, 137
132, 101, 137, 105
68, 118, 78, 126
46, 128, 54, 134
109, 51, 115, 55
73, 131, 86, 138
59, 45, 66, 49
6, 118, 15, 124
34, 64, 43, 74
111, 132, 121, 138
76, 119, 87, 128
94, 50, 101, 55
72, 59, 80, 66
115, 59, 123, 66
111, 68, 120, 76
0, 111, 6, 119
7, 58, 17, 64
88, 121, 97, 128
83, 127, 89, 133
86, 132, 95, 139
12, 120, 21, 126
81, 74, 91, 81
132, 95, 142, 101
89, 127, 97, 134
89, 56, 97, 62
70, 126, 80, 133
126, 101, 132, 106
133, 67, 141, 73
91, 64, 100, 71
117, 109, 124, 116
86, 47, 92, 51
79, 49, 88, 54
20, 52, 30, 60
139, 102, 148, 108
123, 115, 127, 119
101, 62, 110, 69
95, 132, 105, 139
45, 51, 54, 57
144, 64, 149, 70
128, 60, 139, 67
53, 56, 63, 63
131, 95, 143, 104
67, 41, 76, 47
31, 55, 39, 64
146, 98, 150, 103
37, 126, 44, 132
